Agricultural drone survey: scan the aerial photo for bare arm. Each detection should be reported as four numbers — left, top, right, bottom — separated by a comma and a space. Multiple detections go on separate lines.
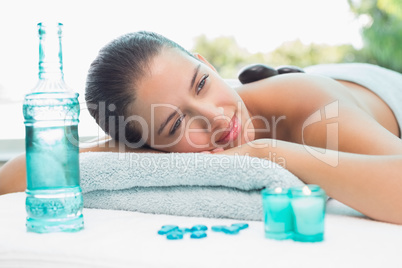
0, 138, 158, 195
0, 154, 26, 195
217, 139, 402, 224
233, 74, 402, 223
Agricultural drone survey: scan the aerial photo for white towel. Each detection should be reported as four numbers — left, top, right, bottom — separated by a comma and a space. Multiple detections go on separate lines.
80, 152, 304, 220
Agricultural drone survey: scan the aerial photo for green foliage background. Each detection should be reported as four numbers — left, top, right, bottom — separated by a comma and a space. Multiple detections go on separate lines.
192, 0, 402, 78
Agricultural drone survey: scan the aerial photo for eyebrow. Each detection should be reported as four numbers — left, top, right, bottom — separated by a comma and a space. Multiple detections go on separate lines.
157, 64, 201, 136
190, 64, 201, 91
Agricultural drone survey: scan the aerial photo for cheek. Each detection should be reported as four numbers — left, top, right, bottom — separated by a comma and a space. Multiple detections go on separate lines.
239, 99, 255, 144
222, 87, 241, 102
160, 127, 212, 152
182, 130, 211, 150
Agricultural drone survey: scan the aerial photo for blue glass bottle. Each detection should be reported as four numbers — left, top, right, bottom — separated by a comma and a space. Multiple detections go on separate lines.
23, 22, 84, 233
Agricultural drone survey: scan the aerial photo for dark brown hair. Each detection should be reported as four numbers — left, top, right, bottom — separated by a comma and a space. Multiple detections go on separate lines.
85, 31, 193, 146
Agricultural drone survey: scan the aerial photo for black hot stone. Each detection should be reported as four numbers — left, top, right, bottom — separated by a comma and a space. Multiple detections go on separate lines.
276, 65, 305, 74
238, 64, 278, 84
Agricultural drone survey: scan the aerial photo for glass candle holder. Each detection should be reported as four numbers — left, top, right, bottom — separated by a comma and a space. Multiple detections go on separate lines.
290, 185, 326, 242
261, 187, 293, 240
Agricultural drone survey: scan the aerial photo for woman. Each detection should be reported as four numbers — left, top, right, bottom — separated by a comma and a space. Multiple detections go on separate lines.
1, 31, 402, 224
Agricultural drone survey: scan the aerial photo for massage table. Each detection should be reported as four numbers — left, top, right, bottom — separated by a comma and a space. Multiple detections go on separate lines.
1, 192, 401, 268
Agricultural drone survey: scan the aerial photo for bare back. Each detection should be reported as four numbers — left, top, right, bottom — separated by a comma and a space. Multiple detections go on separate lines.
238, 73, 402, 155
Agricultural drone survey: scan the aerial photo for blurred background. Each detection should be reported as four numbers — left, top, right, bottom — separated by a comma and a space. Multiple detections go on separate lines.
194, 0, 402, 78
0, 0, 401, 159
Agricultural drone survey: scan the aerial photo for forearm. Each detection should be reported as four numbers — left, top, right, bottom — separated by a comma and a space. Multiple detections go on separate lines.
0, 154, 26, 195
0, 140, 159, 195
222, 139, 402, 224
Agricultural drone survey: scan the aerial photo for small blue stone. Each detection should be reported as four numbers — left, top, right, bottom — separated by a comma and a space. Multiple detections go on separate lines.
158, 225, 179, 235
231, 223, 249, 230
211, 225, 226, 232
190, 231, 207, 239
222, 226, 240, 235
178, 227, 192, 233
166, 231, 184, 240
191, 225, 208, 232
162, 225, 179, 229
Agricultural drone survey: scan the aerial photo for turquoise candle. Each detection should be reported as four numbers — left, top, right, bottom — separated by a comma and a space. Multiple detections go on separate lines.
261, 187, 293, 240
290, 185, 326, 242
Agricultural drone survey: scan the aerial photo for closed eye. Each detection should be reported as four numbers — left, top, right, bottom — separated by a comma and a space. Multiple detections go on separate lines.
169, 114, 186, 135
196, 74, 209, 95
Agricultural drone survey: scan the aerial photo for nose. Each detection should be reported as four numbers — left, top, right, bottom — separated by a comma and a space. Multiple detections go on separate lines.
190, 102, 228, 131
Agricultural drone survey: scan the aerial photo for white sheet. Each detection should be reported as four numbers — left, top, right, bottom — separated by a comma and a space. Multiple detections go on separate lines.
1, 192, 402, 268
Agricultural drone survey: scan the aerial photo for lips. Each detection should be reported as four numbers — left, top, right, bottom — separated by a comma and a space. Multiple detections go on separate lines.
216, 115, 240, 143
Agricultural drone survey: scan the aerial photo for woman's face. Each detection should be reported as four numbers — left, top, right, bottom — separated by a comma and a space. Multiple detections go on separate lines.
131, 48, 255, 152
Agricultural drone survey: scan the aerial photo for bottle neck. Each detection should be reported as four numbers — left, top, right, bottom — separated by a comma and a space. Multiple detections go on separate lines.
38, 23, 64, 81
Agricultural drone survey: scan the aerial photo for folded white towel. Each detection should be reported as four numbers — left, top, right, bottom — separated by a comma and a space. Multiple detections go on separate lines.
80, 152, 304, 220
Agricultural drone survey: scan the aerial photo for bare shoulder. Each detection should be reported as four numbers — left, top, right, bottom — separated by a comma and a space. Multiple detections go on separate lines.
237, 74, 354, 140
237, 73, 356, 112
